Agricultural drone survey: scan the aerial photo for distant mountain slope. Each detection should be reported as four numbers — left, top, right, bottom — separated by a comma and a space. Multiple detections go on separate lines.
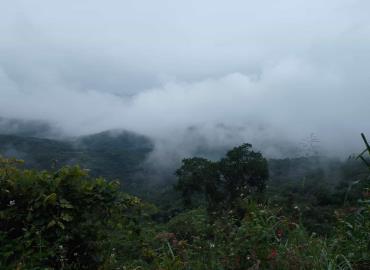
0, 130, 153, 188
0, 117, 56, 138
75, 131, 153, 180
0, 134, 77, 168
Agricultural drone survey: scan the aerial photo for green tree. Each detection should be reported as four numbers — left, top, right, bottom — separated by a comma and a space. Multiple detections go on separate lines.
0, 156, 140, 269
176, 143, 269, 213
219, 143, 268, 206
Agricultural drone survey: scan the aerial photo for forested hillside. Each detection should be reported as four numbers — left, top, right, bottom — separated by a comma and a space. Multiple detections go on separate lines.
0, 134, 369, 269
0, 131, 153, 192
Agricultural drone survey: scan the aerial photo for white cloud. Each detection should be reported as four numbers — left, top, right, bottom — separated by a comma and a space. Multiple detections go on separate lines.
0, 0, 369, 159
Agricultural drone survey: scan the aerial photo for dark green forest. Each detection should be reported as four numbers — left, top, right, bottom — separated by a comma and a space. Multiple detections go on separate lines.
0, 126, 369, 269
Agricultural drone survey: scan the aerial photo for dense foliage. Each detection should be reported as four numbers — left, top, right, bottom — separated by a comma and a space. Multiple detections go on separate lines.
176, 144, 268, 215
0, 139, 369, 269
0, 158, 142, 269
0, 131, 152, 192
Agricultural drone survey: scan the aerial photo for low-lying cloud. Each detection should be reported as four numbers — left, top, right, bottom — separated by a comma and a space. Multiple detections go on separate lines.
1, 0, 370, 161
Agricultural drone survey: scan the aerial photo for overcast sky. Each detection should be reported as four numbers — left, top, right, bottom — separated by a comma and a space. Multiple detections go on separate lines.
1, 0, 370, 158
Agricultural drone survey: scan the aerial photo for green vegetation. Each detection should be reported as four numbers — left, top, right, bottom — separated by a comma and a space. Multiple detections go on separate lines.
0, 158, 144, 269
0, 136, 369, 269
0, 131, 153, 192
175, 144, 268, 217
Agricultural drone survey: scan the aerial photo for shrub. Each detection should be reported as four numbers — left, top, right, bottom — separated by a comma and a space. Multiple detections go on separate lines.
0, 157, 121, 269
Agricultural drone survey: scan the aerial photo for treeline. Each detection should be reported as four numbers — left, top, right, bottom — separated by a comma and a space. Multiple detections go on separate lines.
0, 139, 369, 269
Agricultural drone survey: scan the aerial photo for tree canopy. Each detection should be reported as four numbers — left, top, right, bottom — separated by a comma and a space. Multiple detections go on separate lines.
176, 143, 269, 212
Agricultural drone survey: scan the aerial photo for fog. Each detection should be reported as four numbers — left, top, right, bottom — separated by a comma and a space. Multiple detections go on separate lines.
1, 0, 370, 160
